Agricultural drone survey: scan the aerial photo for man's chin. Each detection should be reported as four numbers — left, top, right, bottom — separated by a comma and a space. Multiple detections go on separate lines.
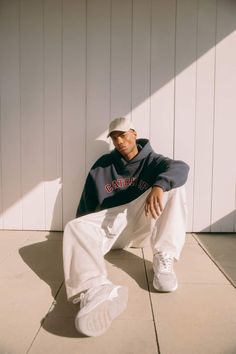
118, 148, 128, 154
118, 150, 128, 159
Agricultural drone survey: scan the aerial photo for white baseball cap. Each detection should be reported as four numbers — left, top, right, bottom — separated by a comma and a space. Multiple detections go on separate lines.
107, 117, 135, 137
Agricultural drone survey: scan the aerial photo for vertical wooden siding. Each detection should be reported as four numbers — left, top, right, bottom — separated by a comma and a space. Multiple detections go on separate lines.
0, 0, 235, 232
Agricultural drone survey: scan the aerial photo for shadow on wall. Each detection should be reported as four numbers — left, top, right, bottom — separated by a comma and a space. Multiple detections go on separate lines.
30, 140, 110, 231
200, 210, 236, 233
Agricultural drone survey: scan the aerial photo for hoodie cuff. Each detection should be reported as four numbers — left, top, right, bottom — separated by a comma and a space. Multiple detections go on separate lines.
153, 180, 170, 192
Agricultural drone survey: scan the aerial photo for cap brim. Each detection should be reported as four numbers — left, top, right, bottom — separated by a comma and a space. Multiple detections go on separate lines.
107, 129, 129, 138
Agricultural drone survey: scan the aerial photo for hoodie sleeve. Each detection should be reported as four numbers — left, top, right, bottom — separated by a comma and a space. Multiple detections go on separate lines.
76, 173, 99, 217
152, 155, 190, 191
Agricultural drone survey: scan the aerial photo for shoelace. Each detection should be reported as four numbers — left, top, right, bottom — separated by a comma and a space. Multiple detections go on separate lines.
156, 251, 174, 273
79, 292, 87, 307
79, 287, 98, 308
79, 284, 111, 309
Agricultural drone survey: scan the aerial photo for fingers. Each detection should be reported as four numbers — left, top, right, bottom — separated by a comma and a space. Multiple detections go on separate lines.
145, 196, 164, 219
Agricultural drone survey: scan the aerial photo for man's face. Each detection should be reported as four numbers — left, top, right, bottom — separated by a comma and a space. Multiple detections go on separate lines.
110, 129, 138, 160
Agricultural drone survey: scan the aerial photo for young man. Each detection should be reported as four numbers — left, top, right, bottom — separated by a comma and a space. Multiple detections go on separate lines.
63, 117, 189, 337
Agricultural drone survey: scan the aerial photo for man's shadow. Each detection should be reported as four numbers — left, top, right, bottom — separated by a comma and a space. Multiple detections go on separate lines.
19, 234, 153, 338
19, 233, 79, 338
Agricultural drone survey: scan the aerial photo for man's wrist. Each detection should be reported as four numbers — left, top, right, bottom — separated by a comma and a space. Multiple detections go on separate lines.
152, 185, 164, 191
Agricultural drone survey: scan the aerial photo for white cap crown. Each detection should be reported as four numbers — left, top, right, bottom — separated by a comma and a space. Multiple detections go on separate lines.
107, 117, 135, 137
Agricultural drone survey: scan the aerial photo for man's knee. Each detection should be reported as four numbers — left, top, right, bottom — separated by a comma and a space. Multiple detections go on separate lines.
64, 218, 77, 232
63, 218, 84, 243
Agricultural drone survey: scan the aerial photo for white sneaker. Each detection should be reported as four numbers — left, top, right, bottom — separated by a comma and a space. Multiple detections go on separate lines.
153, 251, 178, 292
75, 284, 128, 336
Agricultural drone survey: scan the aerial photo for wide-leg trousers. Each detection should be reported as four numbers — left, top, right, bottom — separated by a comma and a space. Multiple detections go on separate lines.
63, 186, 187, 301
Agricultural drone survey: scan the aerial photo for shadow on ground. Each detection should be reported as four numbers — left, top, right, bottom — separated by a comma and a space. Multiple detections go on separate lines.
19, 233, 153, 338
195, 233, 236, 288
19, 233, 82, 338
105, 249, 156, 293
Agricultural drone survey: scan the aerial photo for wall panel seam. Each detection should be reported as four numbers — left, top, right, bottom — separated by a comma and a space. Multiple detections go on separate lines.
235, 180, 236, 232
192, 0, 199, 231
61, 0, 63, 229
19, 0, 23, 230
148, 0, 152, 134
85, 0, 88, 175
109, 0, 112, 126
149, 0, 153, 137
0, 89, 3, 228
131, 0, 133, 121
42, 0, 46, 230
173, 0, 177, 158
210, 0, 218, 232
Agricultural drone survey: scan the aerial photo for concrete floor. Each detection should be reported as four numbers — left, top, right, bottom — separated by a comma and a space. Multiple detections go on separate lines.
0, 231, 236, 354
195, 233, 236, 288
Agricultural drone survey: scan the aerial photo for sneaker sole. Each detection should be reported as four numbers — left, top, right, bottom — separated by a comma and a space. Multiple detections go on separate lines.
75, 286, 128, 337
153, 278, 178, 293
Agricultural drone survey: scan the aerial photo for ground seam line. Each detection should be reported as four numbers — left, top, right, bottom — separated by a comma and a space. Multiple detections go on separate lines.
142, 248, 161, 354
26, 280, 64, 353
192, 233, 236, 289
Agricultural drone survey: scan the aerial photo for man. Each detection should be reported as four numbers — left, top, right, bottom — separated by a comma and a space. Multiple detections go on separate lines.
63, 117, 189, 337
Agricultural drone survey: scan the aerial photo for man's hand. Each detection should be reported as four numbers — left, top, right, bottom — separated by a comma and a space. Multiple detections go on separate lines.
145, 186, 164, 219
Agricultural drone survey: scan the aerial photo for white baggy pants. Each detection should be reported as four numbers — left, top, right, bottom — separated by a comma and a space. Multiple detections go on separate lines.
63, 186, 187, 301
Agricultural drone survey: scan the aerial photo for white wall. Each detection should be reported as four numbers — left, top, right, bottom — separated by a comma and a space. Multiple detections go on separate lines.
0, 0, 236, 232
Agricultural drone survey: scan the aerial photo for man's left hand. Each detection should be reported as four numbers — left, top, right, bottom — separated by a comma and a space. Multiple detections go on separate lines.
145, 186, 164, 219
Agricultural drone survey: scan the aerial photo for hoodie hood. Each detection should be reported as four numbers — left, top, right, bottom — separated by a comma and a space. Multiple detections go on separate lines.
111, 138, 152, 172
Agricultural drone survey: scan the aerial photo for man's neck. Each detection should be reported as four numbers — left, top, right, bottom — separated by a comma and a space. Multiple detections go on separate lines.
124, 146, 139, 161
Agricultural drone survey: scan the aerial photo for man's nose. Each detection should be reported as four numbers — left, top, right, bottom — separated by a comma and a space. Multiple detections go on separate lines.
117, 136, 123, 144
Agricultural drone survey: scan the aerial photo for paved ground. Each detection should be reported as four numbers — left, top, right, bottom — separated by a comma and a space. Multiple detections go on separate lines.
195, 233, 236, 288
0, 231, 236, 354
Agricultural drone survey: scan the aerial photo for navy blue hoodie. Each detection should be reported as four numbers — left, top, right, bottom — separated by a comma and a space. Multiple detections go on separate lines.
76, 139, 189, 217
